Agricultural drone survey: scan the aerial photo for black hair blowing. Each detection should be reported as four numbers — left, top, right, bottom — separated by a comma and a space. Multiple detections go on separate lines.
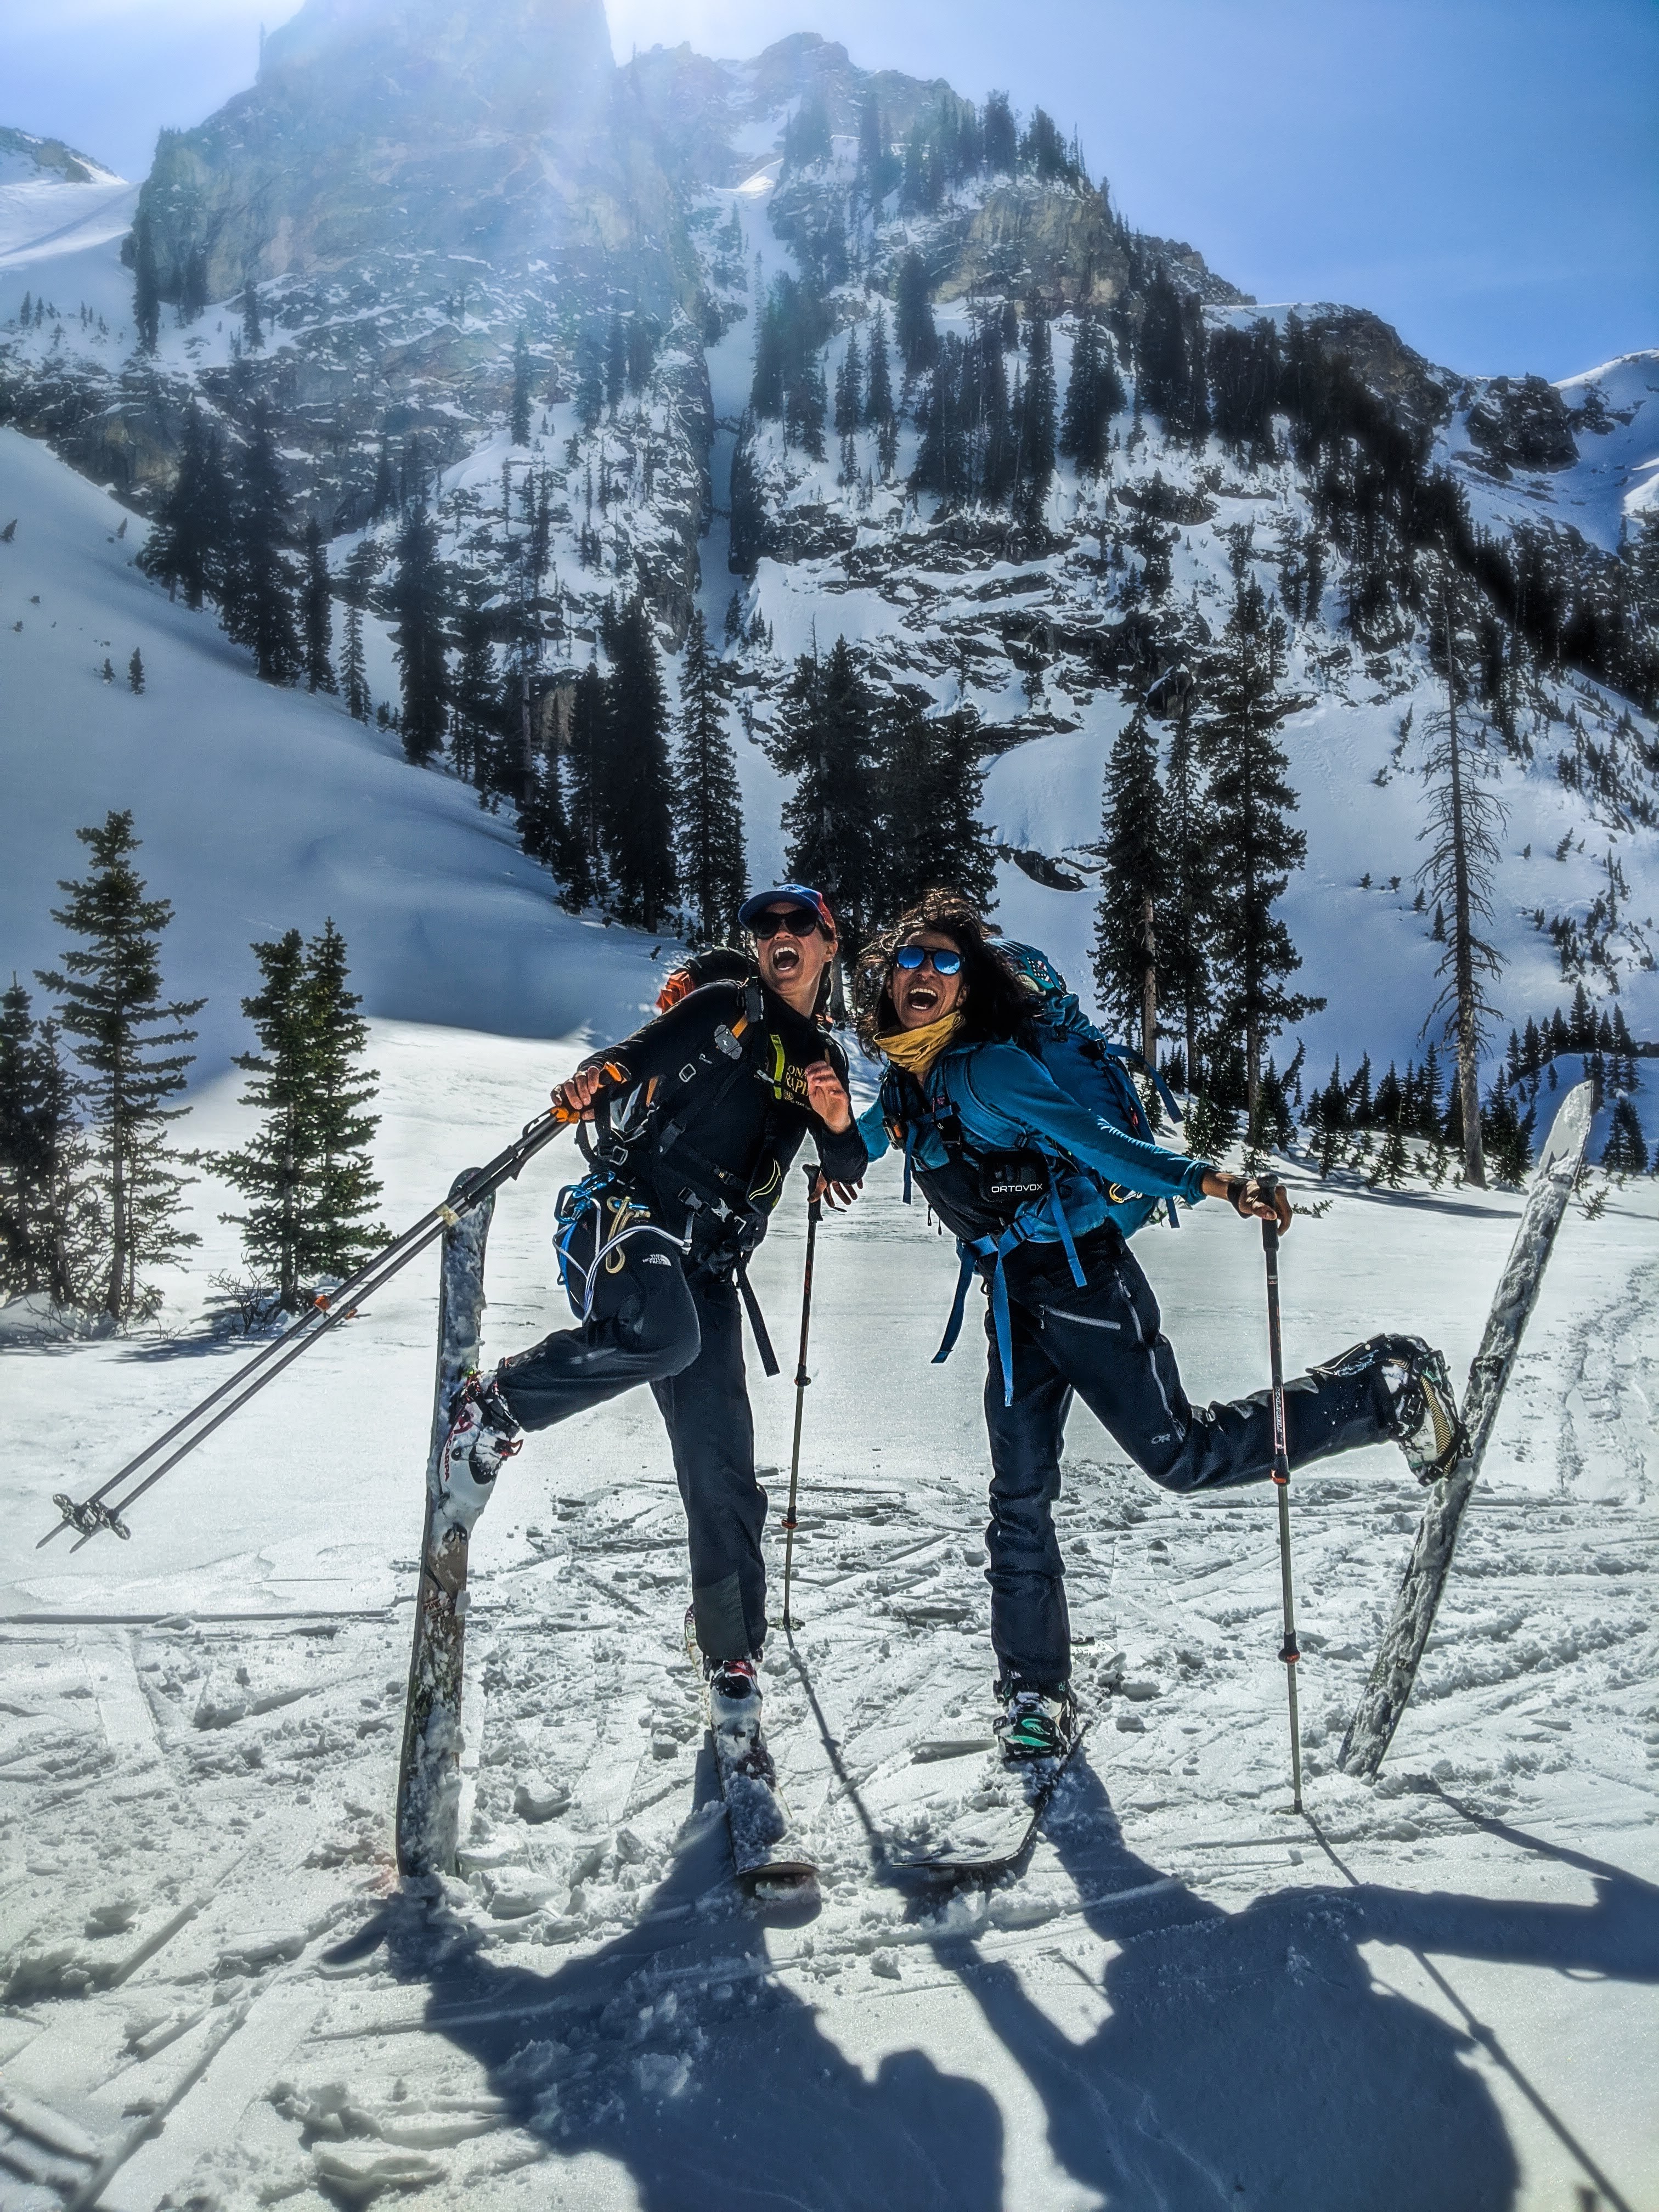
854, 889, 1034, 1058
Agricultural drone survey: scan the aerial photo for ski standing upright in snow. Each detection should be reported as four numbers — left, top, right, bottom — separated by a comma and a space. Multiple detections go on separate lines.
1340, 1080, 1594, 1780
396, 1176, 494, 1876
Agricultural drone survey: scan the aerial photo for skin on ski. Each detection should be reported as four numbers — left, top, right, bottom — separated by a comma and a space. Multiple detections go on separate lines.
395, 1178, 494, 1878
1339, 1082, 1593, 1781
888, 1721, 1088, 1877
707, 1708, 817, 1888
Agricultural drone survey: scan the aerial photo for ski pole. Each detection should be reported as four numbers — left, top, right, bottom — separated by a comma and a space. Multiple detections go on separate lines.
780, 1164, 823, 1632
38, 1084, 615, 1551
1258, 1173, 1304, 1814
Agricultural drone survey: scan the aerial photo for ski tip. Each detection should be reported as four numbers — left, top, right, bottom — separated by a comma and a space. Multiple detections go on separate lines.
1538, 1081, 1594, 1179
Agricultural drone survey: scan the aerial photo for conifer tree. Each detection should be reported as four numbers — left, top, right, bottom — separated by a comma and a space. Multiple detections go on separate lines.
983, 92, 1018, 174
36, 813, 202, 1322
295, 919, 381, 1284
241, 277, 263, 353
605, 312, 627, 416
180, 244, 208, 324
895, 252, 937, 377
1601, 1095, 1649, 1176
673, 611, 747, 947
387, 500, 450, 765
141, 406, 230, 610
1013, 312, 1058, 527
212, 923, 382, 1310
834, 329, 864, 438
1196, 580, 1321, 1115
517, 752, 582, 898
600, 597, 676, 931
369, 437, 396, 523
1059, 313, 1126, 476
563, 659, 608, 904
1161, 686, 1212, 1086
223, 406, 301, 684
874, 692, 995, 921
1417, 559, 1504, 1188
767, 637, 883, 953
338, 539, 382, 723
449, 582, 502, 788
301, 519, 336, 694
864, 304, 895, 426
786, 348, 828, 460
510, 328, 533, 445
128, 648, 145, 695
0, 984, 89, 1306
1092, 702, 1167, 1055
132, 211, 161, 357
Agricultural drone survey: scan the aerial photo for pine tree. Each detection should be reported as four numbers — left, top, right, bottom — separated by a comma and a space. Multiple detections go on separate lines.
510, 328, 533, 445
1417, 558, 1504, 1188
1058, 313, 1124, 476
864, 304, 895, 425
35, 813, 202, 1322
299, 919, 382, 1283
895, 252, 937, 377
984, 91, 1018, 174
223, 406, 301, 685
1600, 1095, 1649, 1176
449, 581, 502, 788
605, 312, 627, 416
132, 211, 161, 357
600, 597, 676, 931
338, 539, 382, 723
141, 407, 230, 610
1013, 313, 1057, 528
387, 500, 450, 766
1161, 686, 1212, 1088
834, 329, 864, 438
1196, 580, 1322, 1114
1092, 702, 1167, 1055
673, 611, 747, 947
563, 659, 608, 905
1137, 264, 1206, 441
517, 753, 582, 899
786, 347, 828, 460
874, 692, 995, 922
128, 648, 145, 695
370, 437, 396, 523
766, 637, 883, 952
241, 277, 263, 353
0, 985, 90, 1306
300, 520, 336, 694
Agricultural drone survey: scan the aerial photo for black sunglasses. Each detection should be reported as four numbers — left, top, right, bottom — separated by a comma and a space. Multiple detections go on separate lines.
752, 906, 822, 941
894, 944, 963, 976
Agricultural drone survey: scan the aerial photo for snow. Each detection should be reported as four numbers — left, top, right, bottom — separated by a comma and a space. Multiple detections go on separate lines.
0, 141, 132, 272
2, 1013, 1656, 2210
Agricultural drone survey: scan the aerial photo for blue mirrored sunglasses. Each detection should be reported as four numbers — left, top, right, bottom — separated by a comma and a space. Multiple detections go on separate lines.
894, 944, 963, 976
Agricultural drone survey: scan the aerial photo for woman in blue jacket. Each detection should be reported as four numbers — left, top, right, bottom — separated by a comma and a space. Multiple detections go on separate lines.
856, 892, 1461, 1759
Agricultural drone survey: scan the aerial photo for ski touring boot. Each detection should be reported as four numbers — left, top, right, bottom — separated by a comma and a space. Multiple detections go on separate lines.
995, 1679, 1079, 1764
685, 1606, 765, 1729
1379, 1335, 1465, 1481
437, 1368, 522, 1534
1312, 1333, 1465, 1481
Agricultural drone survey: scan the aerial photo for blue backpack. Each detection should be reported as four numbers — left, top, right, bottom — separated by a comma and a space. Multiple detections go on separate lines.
880, 942, 1184, 1401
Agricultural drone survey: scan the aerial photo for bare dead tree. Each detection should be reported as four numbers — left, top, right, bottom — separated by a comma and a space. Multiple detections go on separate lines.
1417, 556, 1506, 1188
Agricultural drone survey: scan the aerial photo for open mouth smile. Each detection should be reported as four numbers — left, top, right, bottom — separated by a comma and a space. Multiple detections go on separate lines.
905, 981, 940, 1013
769, 942, 802, 974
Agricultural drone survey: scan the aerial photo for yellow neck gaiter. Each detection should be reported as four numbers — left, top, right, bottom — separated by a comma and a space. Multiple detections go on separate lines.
876, 1011, 963, 1083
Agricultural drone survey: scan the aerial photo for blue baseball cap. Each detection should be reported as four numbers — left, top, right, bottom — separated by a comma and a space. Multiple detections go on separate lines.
737, 883, 836, 935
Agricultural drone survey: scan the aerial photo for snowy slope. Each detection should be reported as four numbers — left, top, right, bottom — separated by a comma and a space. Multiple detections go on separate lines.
1, 1026, 1654, 2212
0, 427, 673, 1075
0, 128, 134, 272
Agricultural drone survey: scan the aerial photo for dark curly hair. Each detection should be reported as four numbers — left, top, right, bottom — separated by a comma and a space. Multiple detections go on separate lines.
854, 890, 1035, 1059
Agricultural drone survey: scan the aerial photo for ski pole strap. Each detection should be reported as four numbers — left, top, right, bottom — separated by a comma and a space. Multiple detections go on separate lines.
735, 1260, 780, 1378
935, 1226, 1026, 1406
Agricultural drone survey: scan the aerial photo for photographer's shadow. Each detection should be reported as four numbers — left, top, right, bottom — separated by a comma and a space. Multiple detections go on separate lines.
933, 1757, 1658, 2212
366, 1752, 1003, 2212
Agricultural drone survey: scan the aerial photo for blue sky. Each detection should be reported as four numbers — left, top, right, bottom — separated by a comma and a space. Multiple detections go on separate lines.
2, 0, 1653, 379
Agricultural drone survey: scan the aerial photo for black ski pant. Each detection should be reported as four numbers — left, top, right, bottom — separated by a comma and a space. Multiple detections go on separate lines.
492, 1196, 768, 1664
981, 1229, 1399, 1697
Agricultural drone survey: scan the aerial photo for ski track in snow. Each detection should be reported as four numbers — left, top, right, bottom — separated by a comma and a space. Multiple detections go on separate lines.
2, 1027, 1656, 2212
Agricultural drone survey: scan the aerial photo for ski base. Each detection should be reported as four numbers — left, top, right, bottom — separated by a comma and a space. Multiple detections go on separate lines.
1339, 1082, 1593, 1780
887, 1722, 1087, 1877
